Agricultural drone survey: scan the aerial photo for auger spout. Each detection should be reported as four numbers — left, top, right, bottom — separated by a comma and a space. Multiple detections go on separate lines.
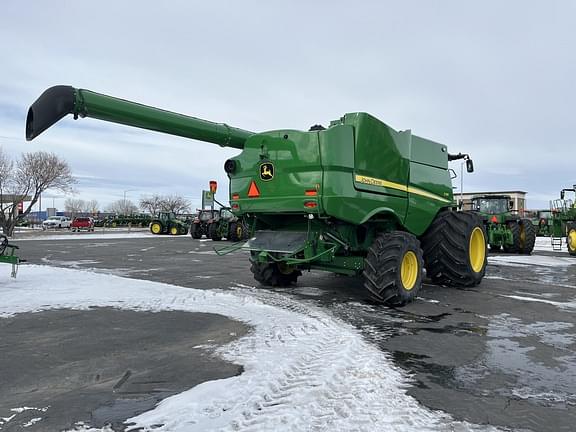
26, 86, 254, 149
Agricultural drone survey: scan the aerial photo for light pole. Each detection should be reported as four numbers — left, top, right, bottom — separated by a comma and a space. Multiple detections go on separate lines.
460, 161, 464, 208
123, 189, 136, 213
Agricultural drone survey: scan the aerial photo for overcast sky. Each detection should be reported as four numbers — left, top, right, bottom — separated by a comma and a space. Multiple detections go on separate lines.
1, 0, 574, 211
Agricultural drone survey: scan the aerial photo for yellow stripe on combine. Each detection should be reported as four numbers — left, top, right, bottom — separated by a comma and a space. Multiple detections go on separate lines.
354, 175, 451, 203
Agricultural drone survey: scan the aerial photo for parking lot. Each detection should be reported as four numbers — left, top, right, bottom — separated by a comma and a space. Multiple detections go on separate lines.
2, 231, 576, 431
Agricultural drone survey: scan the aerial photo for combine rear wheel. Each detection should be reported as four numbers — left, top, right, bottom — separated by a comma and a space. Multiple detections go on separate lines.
170, 226, 179, 235
421, 211, 487, 287
363, 231, 423, 306
567, 223, 576, 256
150, 222, 162, 235
250, 256, 301, 287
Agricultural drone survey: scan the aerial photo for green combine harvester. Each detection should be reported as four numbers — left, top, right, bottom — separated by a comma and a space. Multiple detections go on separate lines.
26, 86, 487, 305
550, 186, 576, 256
471, 195, 536, 254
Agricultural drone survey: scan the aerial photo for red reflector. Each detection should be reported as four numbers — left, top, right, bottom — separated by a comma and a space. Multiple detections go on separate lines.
304, 201, 317, 208
232, 193, 240, 200
491, 216, 498, 223
248, 181, 260, 198
232, 203, 239, 210
305, 190, 317, 196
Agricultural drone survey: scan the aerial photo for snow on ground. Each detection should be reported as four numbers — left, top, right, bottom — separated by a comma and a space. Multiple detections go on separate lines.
534, 236, 566, 252
488, 254, 576, 268
501, 295, 576, 310
0, 265, 499, 432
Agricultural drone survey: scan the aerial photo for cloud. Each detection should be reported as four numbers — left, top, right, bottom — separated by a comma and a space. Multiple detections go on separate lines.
1, 0, 575, 210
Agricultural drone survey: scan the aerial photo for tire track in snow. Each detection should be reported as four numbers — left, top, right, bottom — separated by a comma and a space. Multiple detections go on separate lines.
0, 266, 502, 432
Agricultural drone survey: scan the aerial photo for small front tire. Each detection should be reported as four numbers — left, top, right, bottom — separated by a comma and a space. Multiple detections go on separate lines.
250, 258, 301, 287
363, 231, 424, 306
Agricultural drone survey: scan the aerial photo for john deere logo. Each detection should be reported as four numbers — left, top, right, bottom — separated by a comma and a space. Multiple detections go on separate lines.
260, 163, 274, 181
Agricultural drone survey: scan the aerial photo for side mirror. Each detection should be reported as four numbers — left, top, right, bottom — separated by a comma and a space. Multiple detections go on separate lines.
466, 159, 474, 173
509, 200, 514, 209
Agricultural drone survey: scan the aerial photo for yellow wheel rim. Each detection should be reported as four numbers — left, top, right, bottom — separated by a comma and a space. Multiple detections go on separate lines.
400, 251, 418, 290
568, 229, 576, 251
151, 223, 161, 234
170, 227, 178, 235
237, 226, 243, 238
469, 227, 486, 273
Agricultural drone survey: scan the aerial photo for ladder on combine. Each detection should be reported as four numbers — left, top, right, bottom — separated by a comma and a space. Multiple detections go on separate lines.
551, 236, 563, 251
0, 234, 22, 278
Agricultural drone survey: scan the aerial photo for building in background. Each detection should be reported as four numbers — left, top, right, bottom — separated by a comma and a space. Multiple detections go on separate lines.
457, 191, 527, 214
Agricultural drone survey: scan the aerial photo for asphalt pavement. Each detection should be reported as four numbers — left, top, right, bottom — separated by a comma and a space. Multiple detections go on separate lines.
5, 230, 576, 431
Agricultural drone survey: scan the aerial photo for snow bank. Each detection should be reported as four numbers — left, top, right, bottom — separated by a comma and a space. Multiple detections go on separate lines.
13, 232, 191, 241
534, 236, 565, 252
0, 266, 498, 432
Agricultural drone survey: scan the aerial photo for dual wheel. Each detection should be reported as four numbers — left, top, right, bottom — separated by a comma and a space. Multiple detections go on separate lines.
501, 219, 536, 254
366, 211, 487, 306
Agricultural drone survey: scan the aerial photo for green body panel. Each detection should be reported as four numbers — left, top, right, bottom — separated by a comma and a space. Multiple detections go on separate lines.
27, 86, 466, 274
229, 113, 452, 237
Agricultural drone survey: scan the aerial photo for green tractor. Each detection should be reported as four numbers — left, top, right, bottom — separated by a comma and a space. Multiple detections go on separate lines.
550, 186, 576, 256
534, 210, 552, 237
26, 85, 488, 306
471, 195, 536, 254
208, 207, 250, 242
149, 212, 189, 235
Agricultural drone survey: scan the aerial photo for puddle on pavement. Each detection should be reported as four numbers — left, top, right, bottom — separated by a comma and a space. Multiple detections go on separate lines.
455, 314, 576, 406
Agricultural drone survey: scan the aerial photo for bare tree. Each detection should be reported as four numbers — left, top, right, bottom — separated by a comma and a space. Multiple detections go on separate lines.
65, 198, 85, 217
0, 149, 76, 235
139, 194, 164, 215
84, 199, 99, 214
106, 199, 138, 215
159, 195, 191, 214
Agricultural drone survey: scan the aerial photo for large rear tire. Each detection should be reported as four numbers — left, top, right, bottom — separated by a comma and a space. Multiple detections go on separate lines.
421, 211, 487, 287
567, 223, 576, 256
518, 219, 536, 254
505, 219, 536, 254
209, 223, 222, 241
250, 256, 301, 287
229, 222, 246, 242
191, 223, 202, 239
363, 231, 424, 306
503, 221, 519, 253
